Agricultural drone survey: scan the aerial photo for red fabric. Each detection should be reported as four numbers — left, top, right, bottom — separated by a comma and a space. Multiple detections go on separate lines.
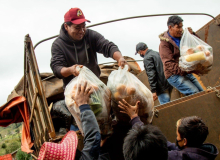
0, 154, 12, 160
0, 96, 33, 153
37, 131, 78, 160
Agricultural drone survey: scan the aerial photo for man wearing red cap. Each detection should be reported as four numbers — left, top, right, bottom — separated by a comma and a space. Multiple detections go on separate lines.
51, 8, 126, 89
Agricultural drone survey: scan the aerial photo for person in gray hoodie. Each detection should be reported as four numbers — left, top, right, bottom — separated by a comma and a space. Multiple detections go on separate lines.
73, 81, 111, 160
51, 7, 126, 89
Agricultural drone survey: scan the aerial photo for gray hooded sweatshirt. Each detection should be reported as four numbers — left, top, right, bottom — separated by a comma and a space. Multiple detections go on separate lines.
50, 24, 120, 89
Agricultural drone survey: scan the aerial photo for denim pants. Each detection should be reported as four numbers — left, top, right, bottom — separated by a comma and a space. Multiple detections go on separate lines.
70, 124, 79, 131
158, 87, 172, 105
167, 74, 203, 96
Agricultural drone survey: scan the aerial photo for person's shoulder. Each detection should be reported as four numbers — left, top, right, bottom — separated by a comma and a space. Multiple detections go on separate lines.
149, 49, 159, 54
168, 150, 182, 160
52, 36, 63, 45
146, 50, 157, 58
85, 29, 103, 41
86, 29, 101, 36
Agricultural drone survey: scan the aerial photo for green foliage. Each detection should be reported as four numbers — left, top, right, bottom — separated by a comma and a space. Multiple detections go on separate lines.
16, 149, 32, 160
7, 130, 12, 135
0, 149, 6, 156
15, 128, 20, 134
1, 143, 6, 149
5, 142, 20, 154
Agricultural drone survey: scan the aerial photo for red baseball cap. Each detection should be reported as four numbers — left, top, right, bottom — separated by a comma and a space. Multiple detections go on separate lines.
64, 8, 91, 24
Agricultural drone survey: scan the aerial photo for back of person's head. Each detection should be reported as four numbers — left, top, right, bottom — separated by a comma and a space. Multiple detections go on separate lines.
178, 116, 209, 147
167, 15, 183, 27
123, 124, 168, 160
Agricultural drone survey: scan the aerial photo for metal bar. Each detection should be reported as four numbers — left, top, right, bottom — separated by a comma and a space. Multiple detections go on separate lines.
155, 85, 220, 110
100, 60, 143, 65
33, 13, 216, 49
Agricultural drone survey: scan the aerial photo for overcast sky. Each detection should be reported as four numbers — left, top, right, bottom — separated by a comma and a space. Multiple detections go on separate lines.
0, 0, 219, 106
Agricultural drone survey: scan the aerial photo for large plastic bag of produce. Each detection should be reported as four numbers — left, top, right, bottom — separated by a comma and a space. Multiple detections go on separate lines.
64, 66, 112, 136
107, 65, 154, 124
179, 28, 213, 74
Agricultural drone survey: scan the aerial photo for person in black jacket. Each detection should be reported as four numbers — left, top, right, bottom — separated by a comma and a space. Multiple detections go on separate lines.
51, 7, 127, 89
135, 42, 173, 104
119, 99, 219, 160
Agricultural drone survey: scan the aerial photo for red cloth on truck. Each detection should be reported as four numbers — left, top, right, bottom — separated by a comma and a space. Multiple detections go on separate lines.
0, 96, 33, 153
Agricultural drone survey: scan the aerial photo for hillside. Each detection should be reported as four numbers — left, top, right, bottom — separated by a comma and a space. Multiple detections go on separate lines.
0, 123, 22, 138
0, 123, 22, 156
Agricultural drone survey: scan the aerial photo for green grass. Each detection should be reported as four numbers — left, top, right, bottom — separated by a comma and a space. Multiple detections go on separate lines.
0, 123, 22, 156
0, 135, 21, 156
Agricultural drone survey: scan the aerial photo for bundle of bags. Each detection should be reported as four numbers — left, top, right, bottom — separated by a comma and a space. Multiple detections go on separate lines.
107, 65, 154, 124
64, 66, 112, 136
179, 28, 213, 74
64, 65, 154, 136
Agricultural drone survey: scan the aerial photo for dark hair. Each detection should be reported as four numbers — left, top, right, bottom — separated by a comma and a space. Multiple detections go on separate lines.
123, 124, 168, 160
167, 15, 183, 27
178, 116, 209, 147
65, 21, 73, 27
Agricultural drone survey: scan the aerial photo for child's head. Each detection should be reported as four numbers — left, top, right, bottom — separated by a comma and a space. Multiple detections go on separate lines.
123, 124, 168, 160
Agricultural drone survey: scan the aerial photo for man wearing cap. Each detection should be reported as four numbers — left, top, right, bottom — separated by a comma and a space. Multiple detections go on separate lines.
51, 8, 126, 89
135, 42, 172, 104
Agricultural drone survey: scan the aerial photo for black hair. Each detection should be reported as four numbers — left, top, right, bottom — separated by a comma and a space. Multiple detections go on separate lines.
167, 15, 183, 27
178, 116, 209, 147
65, 21, 73, 27
123, 124, 168, 160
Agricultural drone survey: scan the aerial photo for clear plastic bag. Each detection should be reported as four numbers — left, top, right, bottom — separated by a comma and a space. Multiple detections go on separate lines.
179, 28, 213, 74
107, 65, 154, 124
64, 66, 112, 136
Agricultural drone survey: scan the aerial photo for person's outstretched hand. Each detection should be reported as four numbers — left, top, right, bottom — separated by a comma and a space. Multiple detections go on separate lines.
70, 64, 83, 76
118, 99, 140, 120
74, 81, 93, 107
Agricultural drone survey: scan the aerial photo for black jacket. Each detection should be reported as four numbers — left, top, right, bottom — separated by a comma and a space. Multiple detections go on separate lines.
167, 141, 218, 160
131, 117, 219, 160
51, 24, 120, 89
143, 49, 172, 95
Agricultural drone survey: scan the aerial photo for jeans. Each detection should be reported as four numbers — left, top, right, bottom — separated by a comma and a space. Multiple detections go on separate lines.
167, 74, 203, 96
158, 87, 172, 105
70, 124, 79, 131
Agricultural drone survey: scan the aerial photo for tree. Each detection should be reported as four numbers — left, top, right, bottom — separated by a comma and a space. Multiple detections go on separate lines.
16, 149, 32, 160
0, 133, 2, 139
15, 129, 20, 134
7, 130, 12, 136
1, 143, 6, 149
5, 142, 19, 154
